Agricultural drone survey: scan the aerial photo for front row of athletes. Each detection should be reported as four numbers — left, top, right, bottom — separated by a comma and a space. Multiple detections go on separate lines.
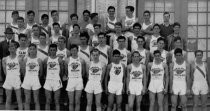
1, 40, 210, 111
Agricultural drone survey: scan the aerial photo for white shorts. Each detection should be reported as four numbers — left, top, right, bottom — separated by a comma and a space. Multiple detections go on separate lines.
85, 81, 102, 94
108, 81, 123, 95
66, 78, 83, 92
172, 81, 186, 95
148, 80, 164, 93
44, 79, 62, 91
3, 76, 21, 90
129, 81, 143, 95
192, 82, 208, 95
22, 76, 41, 90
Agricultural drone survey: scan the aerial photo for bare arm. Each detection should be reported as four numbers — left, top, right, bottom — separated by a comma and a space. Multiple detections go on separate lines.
2, 58, 7, 75
86, 63, 90, 80
105, 64, 111, 92
101, 63, 107, 91
81, 59, 86, 79
126, 65, 131, 93
122, 64, 127, 93
163, 63, 169, 92
186, 62, 191, 92
58, 58, 64, 78
127, 51, 131, 65
38, 58, 43, 78
142, 65, 147, 93
169, 63, 174, 93
147, 63, 152, 88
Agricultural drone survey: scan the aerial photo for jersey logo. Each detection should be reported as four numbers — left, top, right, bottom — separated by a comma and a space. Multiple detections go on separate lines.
71, 63, 79, 70
151, 68, 161, 74
29, 63, 37, 69
7, 62, 17, 70
49, 62, 57, 68
174, 68, 185, 74
90, 67, 100, 73
120, 54, 126, 60
132, 71, 142, 78
114, 67, 121, 75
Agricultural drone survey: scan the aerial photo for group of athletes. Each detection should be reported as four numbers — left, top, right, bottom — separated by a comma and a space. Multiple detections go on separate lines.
0, 5, 210, 111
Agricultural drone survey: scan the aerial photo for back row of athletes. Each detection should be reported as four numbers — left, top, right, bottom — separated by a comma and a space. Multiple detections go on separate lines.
1, 33, 210, 111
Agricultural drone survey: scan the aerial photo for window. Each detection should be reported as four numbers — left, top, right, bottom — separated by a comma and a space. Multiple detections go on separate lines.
144, 0, 175, 24
0, 0, 26, 39
187, 0, 210, 61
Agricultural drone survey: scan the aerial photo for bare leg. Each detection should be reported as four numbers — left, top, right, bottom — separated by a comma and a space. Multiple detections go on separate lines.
54, 89, 61, 111
116, 95, 122, 111
45, 90, 52, 110
95, 93, 102, 111
24, 89, 31, 110
75, 90, 82, 111
157, 92, 164, 111
86, 92, 93, 111
135, 95, 142, 111
107, 93, 115, 111
171, 94, 178, 111
15, 89, 23, 110
5, 89, 12, 110
68, 91, 74, 111
201, 94, 207, 111
128, 94, 135, 111
149, 91, 155, 111
33, 89, 40, 110
180, 95, 187, 111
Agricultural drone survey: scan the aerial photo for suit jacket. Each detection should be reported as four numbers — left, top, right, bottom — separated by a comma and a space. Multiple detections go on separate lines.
0, 40, 10, 60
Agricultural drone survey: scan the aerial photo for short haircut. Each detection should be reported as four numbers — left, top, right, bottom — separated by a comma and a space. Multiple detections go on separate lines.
12, 10, 19, 15
17, 17, 24, 22
174, 48, 183, 55
133, 23, 142, 29
112, 49, 121, 56
93, 24, 101, 28
137, 36, 145, 42
52, 22, 60, 27
58, 36, 66, 42
90, 13, 98, 19
144, 10, 151, 16
153, 24, 160, 29
83, 10, 90, 15
132, 51, 140, 57
49, 43, 57, 49
98, 32, 106, 37
70, 44, 79, 50
173, 22, 181, 27
39, 32, 46, 38
157, 37, 165, 43
70, 13, 78, 20
107, 6, 115, 11
153, 50, 161, 55
51, 10, 58, 16
28, 43, 37, 49
90, 48, 99, 54
32, 24, 39, 29
41, 14, 49, 20
174, 36, 182, 42
126, 6, 135, 12
73, 24, 80, 29
194, 50, 203, 56
115, 22, 122, 27
18, 33, 27, 40
10, 40, 19, 48
117, 36, 126, 41
27, 10, 35, 16
163, 12, 170, 16
80, 31, 90, 40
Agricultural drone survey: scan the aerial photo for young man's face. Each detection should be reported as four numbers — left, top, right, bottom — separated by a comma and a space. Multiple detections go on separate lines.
53, 25, 60, 33
71, 16, 78, 24
51, 12, 59, 21
94, 26, 101, 34
12, 13, 19, 21
80, 36, 88, 45
113, 54, 121, 62
175, 52, 183, 60
73, 26, 80, 34
136, 38, 145, 46
195, 52, 203, 61
83, 12, 90, 21
41, 17, 49, 25
39, 35, 46, 44
9, 43, 17, 53
115, 25, 122, 33
70, 47, 78, 57
163, 13, 170, 22
98, 35, 106, 44
17, 19, 24, 28
126, 8, 133, 16
108, 8, 115, 16
92, 51, 100, 61
143, 12, 150, 21
132, 53, 141, 63
49, 47, 57, 56
174, 40, 182, 48
157, 40, 165, 49
28, 46, 37, 56
92, 15, 98, 23
19, 37, 27, 46
58, 38, 65, 48
27, 13, 35, 21
173, 25, 180, 33
117, 39, 126, 48
153, 26, 160, 34
32, 27, 40, 36
154, 53, 161, 60
133, 26, 141, 34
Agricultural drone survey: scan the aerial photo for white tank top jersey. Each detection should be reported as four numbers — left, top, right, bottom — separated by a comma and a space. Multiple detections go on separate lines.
51, 36, 59, 44
161, 50, 168, 63
193, 62, 207, 83
107, 17, 117, 29
56, 48, 67, 59
118, 48, 128, 66
14, 28, 28, 42
109, 63, 124, 83
37, 45, 48, 61
68, 57, 82, 79
88, 61, 103, 82
86, 23, 94, 33
130, 64, 143, 82
150, 35, 160, 53
131, 35, 138, 51
25, 57, 39, 76
6, 56, 20, 76
16, 47, 28, 59
96, 45, 109, 65
38, 45, 48, 52
142, 22, 153, 30
46, 57, 60, 80
137, 49, 146, 64
150, 62, 164, 80
171, 49, 186, 62
10, 22, 18, 28
173, 61, 186, 81
26, 23, 36, 30
78, 46, 90, 65
124, 16, 136, 27
91, 35, 99, 47
112, 34, 124, 49
31, 37, 40, 46
69, 25, 73, 36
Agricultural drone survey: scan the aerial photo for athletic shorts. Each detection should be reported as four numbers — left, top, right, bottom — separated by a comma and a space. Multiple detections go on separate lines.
85, 81, 102, 94
22, 76, 41, 90
172, 81, 186, 95
148, 80, 164, 93
129, 81, 143, 95
44, 79, 62, 91
192, 82, 208, 95
66, 78, 83, 92
108, 81, 123, 95
3, 76, 21, 90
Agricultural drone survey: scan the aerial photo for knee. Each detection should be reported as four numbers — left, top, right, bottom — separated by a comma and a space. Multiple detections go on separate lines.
171, 102, 177, 108
75, 99, 81, 105
6, 98, 12, 104
45, 97, 51, 104
116, 103, 121, 109
87, 100, 92, 106
201, 102, 207, 108
95, 101, 101, 107
150, 99, 155, 106
158, 100, 163, 106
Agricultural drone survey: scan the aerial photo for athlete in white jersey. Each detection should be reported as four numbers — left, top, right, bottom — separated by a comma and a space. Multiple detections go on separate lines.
26, 10, 36, 30
116, 36, 131, 66
122, 6, 138, 30
30, 25, 40, 45
50, 22, 62, 44
156, 37, 169, 64
43, 44, 63, 110
127, 51, 147, 111
64, 45, 85, 111
85, 49, 106, 111
2, 41, 23, 110
105, 6, 118, 31
17, 34, 28, 59
147, 50, 168, 111
141, 10, 153, 39
191, 50, 210, 111
96, 32, 111, 65
129, 23, 142, 51
21, 44, 42, 110
56, 36, 70, 60
106, 49, 126, 111
37, 32, 49, 61
15, 17, 29, 42
170, 48, 190, 111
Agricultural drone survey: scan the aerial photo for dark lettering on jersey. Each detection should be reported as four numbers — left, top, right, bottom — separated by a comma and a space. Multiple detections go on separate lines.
71, 62, 80, 71
151, 68, 162, 75
174, 68, 185, 75
114, 66, 121, 75
90, 67, 100, 73
48, 62, 57, 69
131, 71, 142, 79
28, 62, 37, 70
7, 62, 18, 70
